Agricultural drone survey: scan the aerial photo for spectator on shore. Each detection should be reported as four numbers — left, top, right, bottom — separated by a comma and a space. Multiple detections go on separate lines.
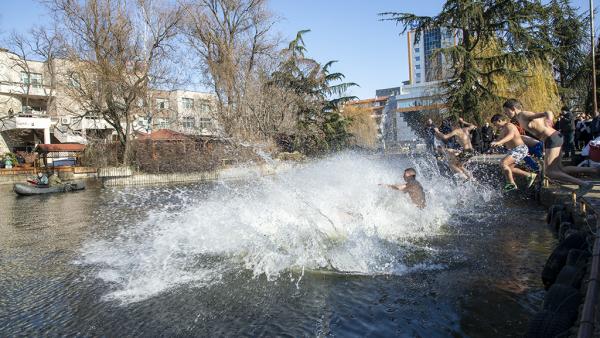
481, 122, 494, 153
576, 114, 593, 150
558, 107, 576, 159
591, 112, 600, 139
424, 118, 436, 153
470, 125, 483, 153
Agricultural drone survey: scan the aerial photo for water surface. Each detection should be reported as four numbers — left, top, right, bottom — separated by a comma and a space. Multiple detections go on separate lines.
0, 153, 554, 336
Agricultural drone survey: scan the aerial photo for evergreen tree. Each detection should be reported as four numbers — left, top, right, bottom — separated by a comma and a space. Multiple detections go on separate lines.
546, 0, 590, 109
381, 0, 554, 124
270, 30, 358, 154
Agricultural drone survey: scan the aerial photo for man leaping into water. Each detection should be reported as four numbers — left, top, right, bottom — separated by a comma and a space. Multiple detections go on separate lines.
490, 114, 537, 192
503, 99, 597, 196
380, 168, 426, 209
434, 117, 476, 180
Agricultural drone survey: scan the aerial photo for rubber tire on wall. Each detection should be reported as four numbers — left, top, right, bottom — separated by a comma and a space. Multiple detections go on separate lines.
525, 310, 573, 338
547, 205, 566, 224
554, 264, 586, 290
541, 232, 588, 290
542, 284, 581, 322
558, 222, 577, 242
551, 211, 573, 234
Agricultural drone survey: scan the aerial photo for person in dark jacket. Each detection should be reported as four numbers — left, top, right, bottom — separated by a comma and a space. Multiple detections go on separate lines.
424, 118, 436, 153
558, 107, 575, 158
481, 122, 494, 153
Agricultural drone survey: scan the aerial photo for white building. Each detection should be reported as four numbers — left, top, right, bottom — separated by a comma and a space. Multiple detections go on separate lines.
407, 28, 457, 85
134, 89, 217, 137
380, 82, 447, 148
0, 48, 219, 153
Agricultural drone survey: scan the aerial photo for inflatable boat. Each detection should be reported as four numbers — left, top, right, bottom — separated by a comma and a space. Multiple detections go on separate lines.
13, 181, 86, 196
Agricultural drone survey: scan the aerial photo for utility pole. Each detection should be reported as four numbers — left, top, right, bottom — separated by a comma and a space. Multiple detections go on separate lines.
591, 0, 598, 116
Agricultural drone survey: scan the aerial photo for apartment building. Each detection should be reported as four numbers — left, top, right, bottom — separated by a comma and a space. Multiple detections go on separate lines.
136, 90, 216, 137
407, 28, 457, 85
0, 48, 217, 153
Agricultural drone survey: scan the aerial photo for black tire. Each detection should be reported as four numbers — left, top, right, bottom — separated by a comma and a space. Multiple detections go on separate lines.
525, 310, 573, 338
551, 210, 573, 234
543, 284, 581, 322
554, 264, 586, 290
565, 249, 590, 266
63, 184, 73, 192
547, 205, 566, 224
542, 232, 588, 290
558, 222, 575, 242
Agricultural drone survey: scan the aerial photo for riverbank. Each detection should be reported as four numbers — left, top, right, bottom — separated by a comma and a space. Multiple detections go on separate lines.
531, 181, 600, 337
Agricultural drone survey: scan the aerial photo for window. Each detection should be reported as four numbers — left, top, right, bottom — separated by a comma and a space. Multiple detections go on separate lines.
68, 72, 81, 88
182, 116, 195, 129
415, 56, 420, 61
198, 100, 211, 114
416, 72, 421, 78
414, 47, 420, 53
182, 98, 194, 109
21, 72, 43, 88
158, 119, 169, 129
415, 65, 421, 70
156, 98, 169, 109
199, 117, 212, 129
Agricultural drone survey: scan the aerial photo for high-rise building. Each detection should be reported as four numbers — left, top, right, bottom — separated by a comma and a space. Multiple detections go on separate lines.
407, 28, 457, 84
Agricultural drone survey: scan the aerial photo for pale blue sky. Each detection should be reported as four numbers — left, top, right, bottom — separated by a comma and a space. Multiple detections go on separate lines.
0, 0, 596, 99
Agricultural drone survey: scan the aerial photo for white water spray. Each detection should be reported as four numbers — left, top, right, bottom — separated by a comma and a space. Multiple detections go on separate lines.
80, 152, 495, 303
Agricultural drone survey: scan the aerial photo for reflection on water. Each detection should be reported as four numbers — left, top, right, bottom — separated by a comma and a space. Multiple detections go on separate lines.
0, 153, 554, 336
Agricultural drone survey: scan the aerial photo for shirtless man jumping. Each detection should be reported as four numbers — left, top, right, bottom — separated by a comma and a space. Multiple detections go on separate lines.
434, 117, 476, 180
490, 114, 537, 192
503, 99, 596, 195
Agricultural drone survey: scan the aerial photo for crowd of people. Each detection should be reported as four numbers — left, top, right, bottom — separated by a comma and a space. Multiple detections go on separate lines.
382, 99, 600, 210
430, 99, 600, 194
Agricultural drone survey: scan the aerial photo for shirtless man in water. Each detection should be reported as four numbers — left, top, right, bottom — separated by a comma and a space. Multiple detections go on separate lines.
434, 117, 476, 180
503, 99, 596, 195
490, 114, 537, 192
381, 168, 426, 209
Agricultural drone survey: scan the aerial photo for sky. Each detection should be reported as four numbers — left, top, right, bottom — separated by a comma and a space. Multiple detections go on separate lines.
0, 0, 597, 99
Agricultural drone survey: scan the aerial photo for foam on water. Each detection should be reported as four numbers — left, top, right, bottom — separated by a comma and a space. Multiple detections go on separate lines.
80, 152, 496, 303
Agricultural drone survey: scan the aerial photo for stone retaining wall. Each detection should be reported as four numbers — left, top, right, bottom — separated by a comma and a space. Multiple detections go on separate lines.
99, 163, 292, 187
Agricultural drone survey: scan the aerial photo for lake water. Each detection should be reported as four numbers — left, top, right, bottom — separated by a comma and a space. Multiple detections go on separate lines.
0, 153, 554, 337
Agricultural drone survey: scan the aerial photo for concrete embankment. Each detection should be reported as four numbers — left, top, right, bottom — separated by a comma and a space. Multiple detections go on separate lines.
98, 162, 294, 187
528, 182, 600, 338
0, 166, 97, 185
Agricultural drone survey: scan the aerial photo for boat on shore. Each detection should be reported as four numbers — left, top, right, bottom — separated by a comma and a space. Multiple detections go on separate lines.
13, 181, 86, 196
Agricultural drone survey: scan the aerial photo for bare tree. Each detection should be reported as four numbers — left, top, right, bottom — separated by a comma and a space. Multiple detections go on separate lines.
183, 0, 279, 141
46, 0, 183, 165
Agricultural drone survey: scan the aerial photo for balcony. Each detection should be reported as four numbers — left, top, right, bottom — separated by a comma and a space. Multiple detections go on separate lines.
0, 114, 51, 132
0, 81, 54, 98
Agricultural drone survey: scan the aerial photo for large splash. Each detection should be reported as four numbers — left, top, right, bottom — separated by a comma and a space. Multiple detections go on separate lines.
80, 152, 496, 303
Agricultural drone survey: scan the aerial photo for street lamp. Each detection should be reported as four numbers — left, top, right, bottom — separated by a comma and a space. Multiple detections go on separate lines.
591, 0, 598, 116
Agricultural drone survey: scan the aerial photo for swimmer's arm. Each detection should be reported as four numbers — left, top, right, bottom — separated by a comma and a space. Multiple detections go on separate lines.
379, 183, 406, 191
459, 118, 477, 131
433, 128, 457, 141
491, 125, 516, 146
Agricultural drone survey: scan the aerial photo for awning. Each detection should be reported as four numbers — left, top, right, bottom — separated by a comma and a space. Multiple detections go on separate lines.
35, 143, 86, 153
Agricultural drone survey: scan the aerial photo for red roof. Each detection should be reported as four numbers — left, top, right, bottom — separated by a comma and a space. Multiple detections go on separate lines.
137, 129, 190, 141
36, 144, 86, 152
